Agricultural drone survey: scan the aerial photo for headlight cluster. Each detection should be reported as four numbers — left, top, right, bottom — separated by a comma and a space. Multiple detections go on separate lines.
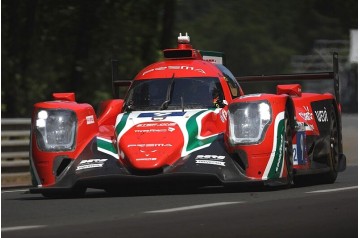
35, 109, 77, 151
229, 101, 271, 144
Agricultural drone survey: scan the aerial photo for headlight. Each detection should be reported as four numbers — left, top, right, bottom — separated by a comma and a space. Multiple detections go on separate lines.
229, 101, 271, 144
35, 109, 77, 151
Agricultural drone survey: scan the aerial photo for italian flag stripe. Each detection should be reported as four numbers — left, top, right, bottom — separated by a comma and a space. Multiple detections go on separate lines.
186, 110, 218, 152
116, 112, 130, 136
97, 137, 118, 159
262, 111, 285, 180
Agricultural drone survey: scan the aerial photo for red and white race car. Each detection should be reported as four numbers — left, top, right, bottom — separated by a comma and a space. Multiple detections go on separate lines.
29, 33, 346, 197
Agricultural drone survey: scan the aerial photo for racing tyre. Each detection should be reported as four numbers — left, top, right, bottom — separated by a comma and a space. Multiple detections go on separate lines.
320, 106, 339, 183
284, 109, 294, 187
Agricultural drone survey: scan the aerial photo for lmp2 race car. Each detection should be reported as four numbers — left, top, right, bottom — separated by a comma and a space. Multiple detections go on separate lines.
29, 33, 346, 197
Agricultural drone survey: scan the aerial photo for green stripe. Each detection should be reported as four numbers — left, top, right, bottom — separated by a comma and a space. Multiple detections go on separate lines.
29, 159, 39, 186
115, 112, 130, 136
267, 118, 285, 179
186, 110, 218, 152
199, 50, 225, 57
97, 138, 117, 154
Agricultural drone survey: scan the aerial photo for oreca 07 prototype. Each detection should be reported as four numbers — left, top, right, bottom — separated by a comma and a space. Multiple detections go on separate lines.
30, 33, 346, 197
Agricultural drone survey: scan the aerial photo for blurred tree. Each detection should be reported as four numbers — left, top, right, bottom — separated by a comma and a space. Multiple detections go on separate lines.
175, 0, 357, 75
1, 0, 356, 117
1, 0, 174, 117
2, 0, 39, 116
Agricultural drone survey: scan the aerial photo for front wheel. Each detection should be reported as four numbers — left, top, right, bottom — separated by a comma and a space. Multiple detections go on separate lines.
284, 109, 294, 187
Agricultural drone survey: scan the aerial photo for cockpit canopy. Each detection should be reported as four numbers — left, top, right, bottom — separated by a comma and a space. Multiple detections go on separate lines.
124, 77, 224, 111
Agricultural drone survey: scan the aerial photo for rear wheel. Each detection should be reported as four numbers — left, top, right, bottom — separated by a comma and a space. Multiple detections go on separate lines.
320, 107, 339, 183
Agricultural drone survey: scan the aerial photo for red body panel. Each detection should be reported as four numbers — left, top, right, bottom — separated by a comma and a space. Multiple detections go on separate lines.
120, 122, 184, 169
31, 101, 98, 186
293, 93, 334, 136
98, 99, 124, 126
225, 94, 289, 179
137, 60, 221, 80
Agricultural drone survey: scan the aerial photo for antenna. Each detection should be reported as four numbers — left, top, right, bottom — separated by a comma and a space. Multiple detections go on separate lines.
178, 32, 190, 44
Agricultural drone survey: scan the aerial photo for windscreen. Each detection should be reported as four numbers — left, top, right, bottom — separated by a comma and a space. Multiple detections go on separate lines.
124, 77, 224, 111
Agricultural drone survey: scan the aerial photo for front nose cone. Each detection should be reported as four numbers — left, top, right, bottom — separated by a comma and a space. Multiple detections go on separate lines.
120, 122, 184, 169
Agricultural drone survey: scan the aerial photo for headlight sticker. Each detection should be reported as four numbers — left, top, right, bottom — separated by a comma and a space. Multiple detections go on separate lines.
86, 115, 95, 124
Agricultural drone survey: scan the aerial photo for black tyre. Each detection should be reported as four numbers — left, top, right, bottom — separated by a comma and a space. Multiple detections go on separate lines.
284, 109, 294, 187
320, 106, 339, 183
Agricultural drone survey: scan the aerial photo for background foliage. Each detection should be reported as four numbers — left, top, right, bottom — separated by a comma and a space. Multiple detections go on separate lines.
1, 0, 357, 117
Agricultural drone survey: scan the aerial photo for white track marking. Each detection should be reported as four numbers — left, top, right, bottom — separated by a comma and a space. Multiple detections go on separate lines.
144, 201, 245, 214
306, 186, 358, 194
1, 189, 28, 193
2, 225, 46, 232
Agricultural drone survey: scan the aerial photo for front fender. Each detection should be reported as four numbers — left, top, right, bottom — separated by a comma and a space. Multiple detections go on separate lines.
31, 99, 99, 187
225, 94, 293, 180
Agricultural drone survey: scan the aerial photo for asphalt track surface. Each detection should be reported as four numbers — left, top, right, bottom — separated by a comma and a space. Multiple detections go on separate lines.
1, 114, 358, 238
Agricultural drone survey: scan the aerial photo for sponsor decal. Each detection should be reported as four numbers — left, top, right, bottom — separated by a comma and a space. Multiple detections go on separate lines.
76, 159, 108, 171
297, 121, 314, 132
275, 134, 283, 173
220, 109, 227, 123
133, 123, 177, 133
195, 155, 226, 167
136, 122, 177, 127
202, 56, 223, 64
140, 149, 157, 157
305, 124, 314, 131
298, 106, 313, 121
142, 65, 206, 76
127, 144, 172, 148
136, 158, 157, 161
292, 144, 298, 165
239, 94, 262, 99
86, 115, 95, 125
135, 129, 167, 133
138, 112, 186, 120
293, 131, 306, 165
314, 107, 328, 122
